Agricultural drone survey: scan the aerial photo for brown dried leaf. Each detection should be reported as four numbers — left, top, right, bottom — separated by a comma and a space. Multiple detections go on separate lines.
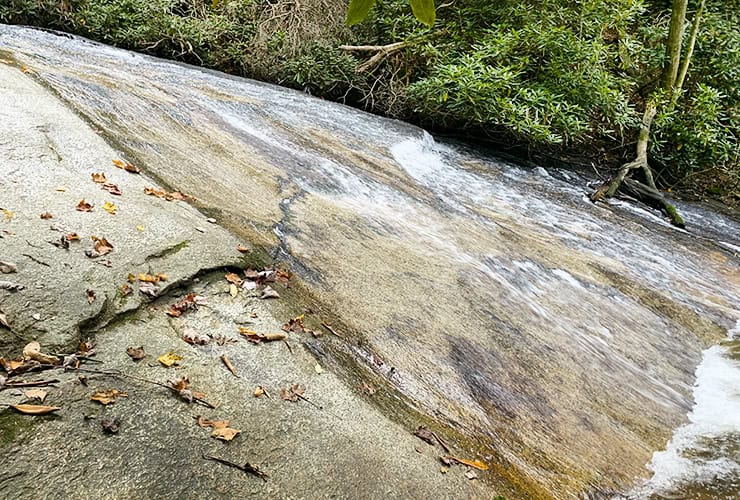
414, 426, 435, 446
66, 232, 80, 241
10, 404, 60, 415
91, 389, 128, 405
182, 328, 210, 345
85, 236, 113, 258
121, 284, 132, 297
76, 199, 94, 212
86, 289, 96, 304
102, 183, 122, 196
91, 172, 107, 184
138, 273, 158, 283
24, 389, 47, 402
22, 342, 59, 365
280, 384, 305, 402
444, 456, 489, 471
237, 245, 250, 253
126, 346, 146, 360
220, 354, 238, 377
166, 293, 200, 317
225, 273, 242, 286
238, 328, 286, 344
40, 212, 53, 220
282, 314, 305, 333
112, 159, 140, 173
212, 426, 241, 441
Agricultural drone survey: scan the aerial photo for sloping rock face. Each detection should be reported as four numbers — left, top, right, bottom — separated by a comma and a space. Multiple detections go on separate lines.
1, 26, 739, 498
0, 49, 491, 500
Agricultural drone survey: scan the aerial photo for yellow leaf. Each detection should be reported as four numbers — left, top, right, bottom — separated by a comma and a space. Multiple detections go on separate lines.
2, 209, 14, 221
158, 352, 183, 367
10, 404, 60, 415
136, 225, 145, 232
103, 201, 117, 215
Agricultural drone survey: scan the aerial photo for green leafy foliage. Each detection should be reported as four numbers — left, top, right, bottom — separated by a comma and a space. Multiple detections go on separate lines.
347, 0, 376, 26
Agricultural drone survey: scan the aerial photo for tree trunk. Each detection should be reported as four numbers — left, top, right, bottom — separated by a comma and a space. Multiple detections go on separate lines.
592, 0, 699, 227
663, 0, 689, 90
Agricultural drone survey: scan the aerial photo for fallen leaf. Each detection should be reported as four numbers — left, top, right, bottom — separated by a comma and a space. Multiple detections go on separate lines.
212, 426, 241, 441
102, 201, 117, 215
91, 389, 128, 405
220, 354, 238, 377
143, 187, 195, 202
444, 456, 489, 471
138, 273, 159, 283
0, 357, 23, 372
24, 389, 47, 402
101, 416, 122, 433
91, 172, 107, 184
22, 342, 58, 365
136, 225, 145, 232
361, 382, 376, 396
158, 352, 182, 367
238, 328, 286, 344
126, 346, 146, 360
66, 233, 80, 241
314, 363, 324, 374
253, 386, 269, 398
121, 284, 132, 297
196, 416, 230, 429
182, 328, 210, 345
78, 340, 95, 355
260, 286, 280, 299
102, 183, 122, 196
76, 199, 93, 212
127, 273, 136, 283
139, 282, 160, 298
280, 384, 305, 402
156, 273, 168, 282
49, 234, 70, 250
166, 293, 204, 317
225, 273, 243, 286
85, 236, 113, 258
10, 404, 60, 415
86, 289, 96, 304
229, 283, 238, 297
39, 212, 53, 220
112, 159, 140, 173
414, 426, 435, 446
2, 209, 14, 221
0, 261, 16, 274
237, 245, 250, 253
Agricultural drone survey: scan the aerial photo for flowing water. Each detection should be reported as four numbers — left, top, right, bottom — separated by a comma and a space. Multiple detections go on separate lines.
1, 26, 738, 498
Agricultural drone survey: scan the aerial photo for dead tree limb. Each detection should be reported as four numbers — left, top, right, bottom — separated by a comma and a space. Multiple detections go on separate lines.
339, 41, 408, 73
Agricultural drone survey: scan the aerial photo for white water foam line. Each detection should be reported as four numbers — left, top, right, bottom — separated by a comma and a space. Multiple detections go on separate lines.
634, 345, 740, 496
